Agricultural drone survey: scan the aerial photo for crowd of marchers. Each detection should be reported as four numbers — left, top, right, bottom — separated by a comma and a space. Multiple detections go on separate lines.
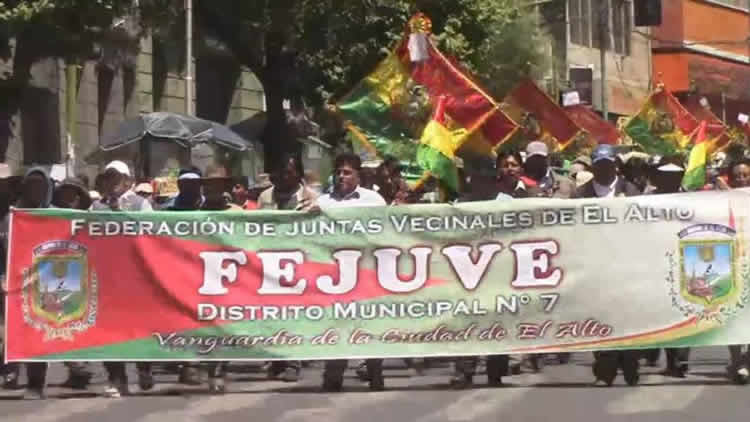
1, 139, 750, 399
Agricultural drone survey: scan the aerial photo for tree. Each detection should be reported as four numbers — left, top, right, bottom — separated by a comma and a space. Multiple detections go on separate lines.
0, 0, 176, 161
195, 0, 546, 169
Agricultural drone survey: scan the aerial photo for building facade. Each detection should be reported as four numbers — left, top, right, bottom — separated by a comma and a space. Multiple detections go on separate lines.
538, 0, 653, 122
0, 30, 266, 182
651, 0, 750, 123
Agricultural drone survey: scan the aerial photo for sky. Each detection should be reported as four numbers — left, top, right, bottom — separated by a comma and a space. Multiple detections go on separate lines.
683, 243, 732, 278
39, 260, 82, 292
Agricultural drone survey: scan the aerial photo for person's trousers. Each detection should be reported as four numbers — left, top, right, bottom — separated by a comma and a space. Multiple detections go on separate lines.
204, 362, 226, 379
324, 359, 381, 380
455, 356, 509, 380
104, 362, 153, 384
268, 361, 302, 374
454, 357, 478, 377
665, 348, 690, 370
4, 363, 47, 389
65, 362, 93, 377
729, 345, 749, 368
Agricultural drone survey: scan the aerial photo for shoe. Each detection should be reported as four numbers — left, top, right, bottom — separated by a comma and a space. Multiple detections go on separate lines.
730, 365, 750, 385
678, 362, 689, 376
138, 371, 155, 391
208, 377, 226, 394
2, 373, 19, 390
281, 367, 300, 383
23, 388, 46, 400
411, 359, 426, 376
355, 363, 370, 382
660, 367, 686, 378
593, 353, 618, 386
179, 367, 202, 385
557, 353, 571, 365
62, 374, 91, 390
103, 385, 123, 398
322, 375, 343, 392
369, 373, 385, 391
449, 374, 473, 389
266, 363, 282, 380
528, 355, 544, 373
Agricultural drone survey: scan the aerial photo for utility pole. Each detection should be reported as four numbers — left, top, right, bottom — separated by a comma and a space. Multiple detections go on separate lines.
599, 0, 609, 122
185, 0, 194, 116
65, 63, 78, 178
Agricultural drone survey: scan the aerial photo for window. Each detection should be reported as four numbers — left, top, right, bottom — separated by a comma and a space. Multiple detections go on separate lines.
569, 0, 632, 56
708, 0, 749, 10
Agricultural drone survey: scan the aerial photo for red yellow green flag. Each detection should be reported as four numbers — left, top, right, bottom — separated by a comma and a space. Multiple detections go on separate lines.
682, 120, 709, 191
336, 13, 518, 192
502, 79, 583, 150
624, 86, 700, 155
681, 97, 730, 153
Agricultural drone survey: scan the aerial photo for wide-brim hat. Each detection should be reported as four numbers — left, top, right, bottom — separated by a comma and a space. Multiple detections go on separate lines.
56, 178, 92, 210
252, 173, 273, 190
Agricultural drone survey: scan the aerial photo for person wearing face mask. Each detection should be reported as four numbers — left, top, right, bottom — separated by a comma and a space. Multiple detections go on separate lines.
576, 145, 642, 386
50, 178, 96, 390
521, 141, 576, 199
1, 167, 55, 399
164, 167, 204, 211
576, 145, 641, 199
91, 161, 152, 212
90, 161, 153, 398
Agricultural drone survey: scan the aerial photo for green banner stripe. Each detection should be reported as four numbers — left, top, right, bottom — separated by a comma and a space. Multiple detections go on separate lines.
624, 117, 679, 155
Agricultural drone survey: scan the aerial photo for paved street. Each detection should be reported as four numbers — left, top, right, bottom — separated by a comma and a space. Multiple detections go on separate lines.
1, 347, 748, 421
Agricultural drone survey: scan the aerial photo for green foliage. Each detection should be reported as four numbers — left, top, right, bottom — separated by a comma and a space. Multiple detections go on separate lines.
196, 0, 545, 104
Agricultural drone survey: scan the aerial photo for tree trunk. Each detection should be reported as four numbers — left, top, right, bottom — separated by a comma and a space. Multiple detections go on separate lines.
261, 77, 293, 172
0, 31, 37, 162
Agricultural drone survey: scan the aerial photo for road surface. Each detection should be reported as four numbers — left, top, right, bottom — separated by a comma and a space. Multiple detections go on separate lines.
1, 347, 748, 421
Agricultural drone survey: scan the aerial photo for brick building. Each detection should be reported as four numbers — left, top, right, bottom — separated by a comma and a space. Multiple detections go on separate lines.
652, 0, 750, 122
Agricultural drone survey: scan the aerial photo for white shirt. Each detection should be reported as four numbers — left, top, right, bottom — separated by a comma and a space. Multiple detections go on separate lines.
316, 186, 386, 210
91, 190, 153, 211
593, 177, 618, 198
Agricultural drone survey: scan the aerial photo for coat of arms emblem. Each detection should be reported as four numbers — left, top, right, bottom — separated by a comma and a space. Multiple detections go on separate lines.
667, 223, 750, 323
21, 241, 98, 341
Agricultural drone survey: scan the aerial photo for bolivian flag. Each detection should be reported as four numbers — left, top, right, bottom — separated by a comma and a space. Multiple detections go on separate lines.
503, 79, 583, 150
624, 86, 699, 155
336, 13, 518, 192
682, 120, 708, 191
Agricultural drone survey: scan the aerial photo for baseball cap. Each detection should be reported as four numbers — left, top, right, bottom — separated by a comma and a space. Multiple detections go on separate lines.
525, 141, 549, 158
655, 156, 685, 172
569, 162, 586, 177
657, 163, 685, 172
591, 144, 617, 164
573, 155, 592, 168
178, 167, 202, 180
105, 160, 131, 177
135, 182, 154, 194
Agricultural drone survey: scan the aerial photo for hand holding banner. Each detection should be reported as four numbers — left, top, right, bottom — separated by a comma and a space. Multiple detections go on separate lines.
4, 190, 750, 362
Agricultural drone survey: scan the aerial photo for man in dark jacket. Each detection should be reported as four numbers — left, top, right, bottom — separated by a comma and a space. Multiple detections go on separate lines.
1, 167, 55, 399
522, 141, 577, 199
578, 145, 642, 386
576, 145, 642, 198
52, 178, 96, 390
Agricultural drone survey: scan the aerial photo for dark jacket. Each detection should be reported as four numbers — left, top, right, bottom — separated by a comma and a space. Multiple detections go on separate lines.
523, 171, 577, 199
576, 177, 641, 199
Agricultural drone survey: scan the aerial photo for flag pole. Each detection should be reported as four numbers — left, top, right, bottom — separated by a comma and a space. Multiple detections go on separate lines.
599, 1, 609, 122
